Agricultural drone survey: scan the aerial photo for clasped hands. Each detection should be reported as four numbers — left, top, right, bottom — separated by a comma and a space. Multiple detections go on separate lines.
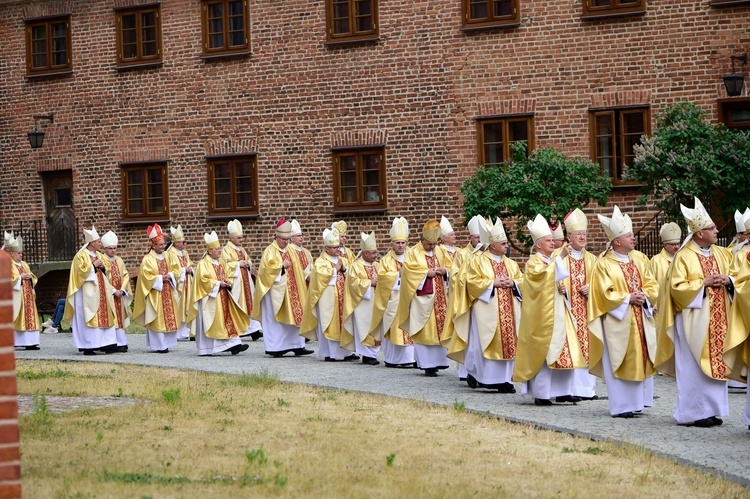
629, 291, 647, 307
704, 274, 730, 288
427, 267, 447, 278
494, 276, 514, 288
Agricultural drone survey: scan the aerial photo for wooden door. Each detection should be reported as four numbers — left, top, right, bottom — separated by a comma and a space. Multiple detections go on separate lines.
42, 171, 75, 261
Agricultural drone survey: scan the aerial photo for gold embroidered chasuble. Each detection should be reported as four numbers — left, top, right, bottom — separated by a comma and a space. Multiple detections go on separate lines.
300, 253, 353, 346
63, 248, 116, 328
447, 250, 523, 364
133, 250, 181, 333
253, 241, 308, 327
222, 241, 255, 317
343, 258, 380, 347
655, 243, 741, 380
396, 242, 448, 346
11, 260, 40, 331
193, 255, 249, 340
512, 252, 584, 383
441, 244, 475, 350
104, 256, 133, 329
588, 250, 658, 381
371, 249, 413, 346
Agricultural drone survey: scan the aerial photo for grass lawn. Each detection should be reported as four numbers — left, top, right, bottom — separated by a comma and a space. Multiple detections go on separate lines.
17, 360, 748, 498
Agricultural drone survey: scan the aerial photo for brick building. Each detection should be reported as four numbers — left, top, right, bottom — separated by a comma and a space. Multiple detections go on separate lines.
0, 0, 748, 298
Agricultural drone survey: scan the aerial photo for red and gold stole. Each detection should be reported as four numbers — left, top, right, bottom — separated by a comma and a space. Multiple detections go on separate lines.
157, 258, 178, 331
696, 253, 728, 380
491, 259, 516, 359
213, 262, 238, 338
425, 254, 447, 340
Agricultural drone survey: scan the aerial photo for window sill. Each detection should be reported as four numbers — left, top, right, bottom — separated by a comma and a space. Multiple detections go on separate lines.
116, 61, 163, 72
206, 213, 260, 221
119, 218, 171, 226
332, 207, 388, 215
325, 36, 379, 47
581, 9, 646, 20
709, 0, 750, 6
25, 70, 73, 80
200, 50, 252, 61
460, 22, 521, 33
611, 182, 643, 190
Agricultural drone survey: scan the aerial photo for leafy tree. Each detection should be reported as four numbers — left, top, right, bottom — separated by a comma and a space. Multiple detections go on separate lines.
461, 142, 611, 251
627, 101, 750, 221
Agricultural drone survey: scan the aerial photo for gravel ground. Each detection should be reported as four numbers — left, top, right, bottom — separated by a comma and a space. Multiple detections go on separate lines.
16, 332, 750, 486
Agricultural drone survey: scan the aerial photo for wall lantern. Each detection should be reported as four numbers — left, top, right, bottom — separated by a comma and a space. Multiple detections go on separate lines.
27, 114, 54, 149
723, 54, 747, 97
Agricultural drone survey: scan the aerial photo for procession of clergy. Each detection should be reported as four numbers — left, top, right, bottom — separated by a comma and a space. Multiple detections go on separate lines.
7, 196, 750, 428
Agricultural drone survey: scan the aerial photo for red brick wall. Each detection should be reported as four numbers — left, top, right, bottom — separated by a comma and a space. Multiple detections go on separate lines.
0, 252, 22, 498
0, 0, 748, 271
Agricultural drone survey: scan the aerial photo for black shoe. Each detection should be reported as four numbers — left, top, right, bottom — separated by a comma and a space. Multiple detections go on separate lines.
266, 350, 289, 358
24, 345, 40, 351
466, 374, 478, 389
156, 349, 169, 354
459, 377, 467, 382
324, 357, 344, 362
424, 368, 438, 377
189, 337, 196, 342
497, 383, 516, 394
250, 331, 263, 341
293, 348, 314, 356
555, 395, 580, 403
534, 398, 552, 406
711, 416, 723, 426
344, 354, 360, 361
361, 356, 380, 366
687, 417, 716, 427
82, 349, 97, 356
230, 344, 249, 355
384, 362, 399, 368
576, 395, 599, 401
613, 412, 635, 419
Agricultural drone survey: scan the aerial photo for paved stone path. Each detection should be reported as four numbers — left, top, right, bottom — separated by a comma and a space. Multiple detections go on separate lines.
16, 332, 750, 486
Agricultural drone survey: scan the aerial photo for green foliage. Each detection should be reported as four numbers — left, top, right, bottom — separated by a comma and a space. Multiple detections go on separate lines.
461, 142, 611, 250
31, 392, 48, 417
246, 446, 268, 466
161, 388, 181, 405
452, 399, 466, 412
18, 368, 73, 380
628, 101, 750, 220
228, 369, 281, 389
386, 453, 396, 467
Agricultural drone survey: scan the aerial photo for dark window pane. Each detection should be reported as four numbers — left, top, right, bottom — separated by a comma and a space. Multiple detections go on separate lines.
332, 0, 350, 34
508, 120, 529, 143
340, 171, 357, 187
341, 187, 358, 203
229, 0, 243, 15
623, 112, 645, 134
470, 0, 488, 19
593, 0, 612, 6
236, 161, 253, 177
494, 0, 513, 17
216, 193, 231, 209
483, 122, 504, 166
215, 179, 231, 195
731, 106, 750, 123
129, 199, 143, 214
236, 191, 254, 208
122, 14, 136, 31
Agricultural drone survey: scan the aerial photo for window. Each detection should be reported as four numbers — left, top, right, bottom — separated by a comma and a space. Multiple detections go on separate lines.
589, 107, 649, 185
326, 0, 378, 44
121, 163, 169, 221
201, 0, 250, 57
116, 5, 162, 67
25, 16, 71, 76
476, 116, 534, 167
718, 98, 750, 130
333, 148, 387, 211
581, 0, 645, 19
207, 155, 259, 216
462, 0, 520, 30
